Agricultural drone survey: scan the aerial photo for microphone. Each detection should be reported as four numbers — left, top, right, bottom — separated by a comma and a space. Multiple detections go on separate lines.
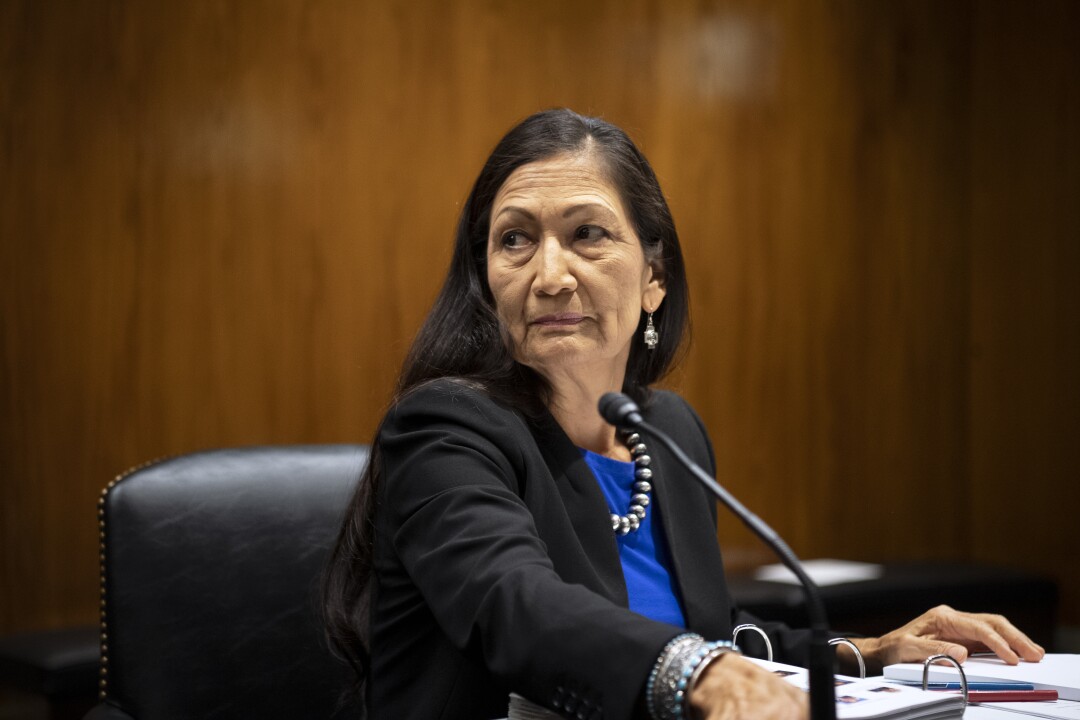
597, 392, 644, 427
598, 392, 837, 720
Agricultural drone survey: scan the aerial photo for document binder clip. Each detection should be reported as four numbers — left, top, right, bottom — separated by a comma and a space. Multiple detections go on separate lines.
921, 654, 969, 704
732, 623, 773, 662
828, 637, 866, 678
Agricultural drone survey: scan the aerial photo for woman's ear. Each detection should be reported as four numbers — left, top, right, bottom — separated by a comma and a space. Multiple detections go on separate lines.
642, 261, 667, 313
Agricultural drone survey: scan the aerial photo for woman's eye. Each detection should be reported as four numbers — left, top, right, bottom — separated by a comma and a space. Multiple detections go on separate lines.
501, 231, 527, 248
575, 225, 607, 242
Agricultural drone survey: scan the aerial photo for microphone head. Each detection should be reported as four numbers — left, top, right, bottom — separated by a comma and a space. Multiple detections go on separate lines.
598, 392, 643, 427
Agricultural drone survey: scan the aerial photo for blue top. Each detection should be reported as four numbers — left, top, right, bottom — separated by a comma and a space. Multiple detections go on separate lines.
581, 449, 686, 628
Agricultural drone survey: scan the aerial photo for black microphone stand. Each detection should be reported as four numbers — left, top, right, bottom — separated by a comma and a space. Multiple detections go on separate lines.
606, 395, 836, 720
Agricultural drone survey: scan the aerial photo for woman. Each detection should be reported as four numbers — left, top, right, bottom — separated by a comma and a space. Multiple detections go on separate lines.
323, 109, 1043, 720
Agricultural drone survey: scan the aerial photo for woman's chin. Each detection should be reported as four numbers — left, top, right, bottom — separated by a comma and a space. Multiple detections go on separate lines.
518, 339, 622, 377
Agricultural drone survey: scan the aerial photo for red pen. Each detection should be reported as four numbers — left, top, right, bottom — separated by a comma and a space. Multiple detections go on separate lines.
958, 690, 1059, 703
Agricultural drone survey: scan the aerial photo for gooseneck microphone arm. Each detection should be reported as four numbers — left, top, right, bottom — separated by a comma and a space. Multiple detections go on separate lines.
598, 392, 836, 720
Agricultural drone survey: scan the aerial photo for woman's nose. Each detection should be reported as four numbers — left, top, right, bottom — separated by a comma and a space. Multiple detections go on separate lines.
533, 237, 577, 295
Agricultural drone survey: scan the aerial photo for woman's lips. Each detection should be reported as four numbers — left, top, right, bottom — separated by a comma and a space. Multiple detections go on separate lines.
531, 313, 585, 326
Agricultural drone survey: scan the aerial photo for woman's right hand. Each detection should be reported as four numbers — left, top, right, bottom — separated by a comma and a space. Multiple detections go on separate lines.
688, 653, 808, 720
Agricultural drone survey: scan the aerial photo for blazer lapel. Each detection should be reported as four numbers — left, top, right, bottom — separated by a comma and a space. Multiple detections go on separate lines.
530, 413, 628, 607
648, 426, 732, 640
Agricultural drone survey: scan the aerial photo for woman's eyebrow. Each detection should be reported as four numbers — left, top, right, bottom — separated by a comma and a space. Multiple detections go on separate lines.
561, 202, 618, 220
492, 205, 536, 222
491, 202, 619, 225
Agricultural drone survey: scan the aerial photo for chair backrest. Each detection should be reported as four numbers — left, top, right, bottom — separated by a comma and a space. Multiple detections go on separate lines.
90, 445, 368, 720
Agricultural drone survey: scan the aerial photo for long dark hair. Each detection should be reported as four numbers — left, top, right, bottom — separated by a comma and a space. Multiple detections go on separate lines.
322, 108, 690, 695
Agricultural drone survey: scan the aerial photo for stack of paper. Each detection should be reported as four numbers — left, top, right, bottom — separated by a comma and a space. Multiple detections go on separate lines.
507, 693, 562, 719
750, 658, 964, 719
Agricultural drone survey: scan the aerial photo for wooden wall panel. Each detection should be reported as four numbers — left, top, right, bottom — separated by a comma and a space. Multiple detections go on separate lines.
968, 0, 1080, 625
2, 0, 1077, 636
661, 2, 974, 564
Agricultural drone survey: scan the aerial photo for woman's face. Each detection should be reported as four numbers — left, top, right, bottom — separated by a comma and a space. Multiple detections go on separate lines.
486, 152, 666, 384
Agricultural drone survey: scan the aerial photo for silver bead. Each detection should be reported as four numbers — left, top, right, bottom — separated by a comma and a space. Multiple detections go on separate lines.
610, 433, 657, 536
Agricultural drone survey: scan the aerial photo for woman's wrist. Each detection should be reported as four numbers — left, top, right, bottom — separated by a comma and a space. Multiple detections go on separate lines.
840, 637, 884, 675
647, 634, 740, 720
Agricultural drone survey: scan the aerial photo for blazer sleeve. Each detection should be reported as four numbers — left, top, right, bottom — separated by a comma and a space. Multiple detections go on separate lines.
377, 382, 681, 719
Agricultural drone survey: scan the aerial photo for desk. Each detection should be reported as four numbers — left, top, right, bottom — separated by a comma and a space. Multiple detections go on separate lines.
0, 625, 99, 720
727, 562, 1059, 649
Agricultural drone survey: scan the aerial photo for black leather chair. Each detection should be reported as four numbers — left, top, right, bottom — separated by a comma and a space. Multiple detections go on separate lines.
84, 445, 368, 720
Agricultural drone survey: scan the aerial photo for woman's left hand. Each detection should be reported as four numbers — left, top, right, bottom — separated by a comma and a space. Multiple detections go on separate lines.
848, 605, 1045, 673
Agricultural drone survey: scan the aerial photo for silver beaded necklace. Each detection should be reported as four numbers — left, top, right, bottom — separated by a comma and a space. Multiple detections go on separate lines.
611, 429, 654, 535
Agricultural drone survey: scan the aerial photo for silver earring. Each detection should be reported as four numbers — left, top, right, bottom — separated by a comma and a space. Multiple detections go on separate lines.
644, 312, 658, 350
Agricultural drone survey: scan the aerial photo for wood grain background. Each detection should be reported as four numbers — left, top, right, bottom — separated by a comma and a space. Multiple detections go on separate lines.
2, 0, 1077, 638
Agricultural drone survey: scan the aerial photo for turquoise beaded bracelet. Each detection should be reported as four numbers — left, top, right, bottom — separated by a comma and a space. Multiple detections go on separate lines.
647, 635, 740, 720
682, 643, 740, 717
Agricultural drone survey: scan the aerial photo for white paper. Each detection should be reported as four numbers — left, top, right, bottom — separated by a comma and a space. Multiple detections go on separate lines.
884, 655, 1080, 702
979, 699, 1080, 720
754, 559, 885, 586
961, 707, 1028, 719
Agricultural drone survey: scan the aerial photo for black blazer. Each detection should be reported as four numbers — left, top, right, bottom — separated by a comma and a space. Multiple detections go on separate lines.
368, 380, 813, 719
